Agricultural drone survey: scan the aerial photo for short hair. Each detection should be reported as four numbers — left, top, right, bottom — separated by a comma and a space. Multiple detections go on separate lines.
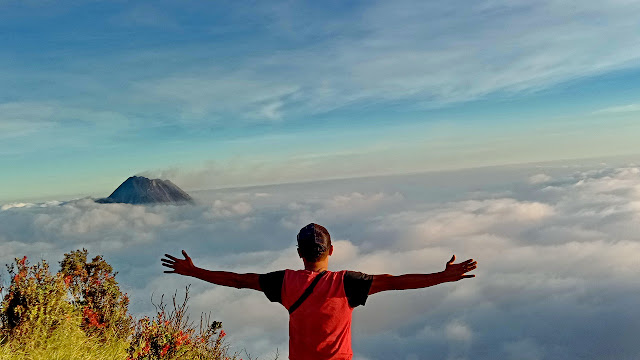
297, 223, 331, 262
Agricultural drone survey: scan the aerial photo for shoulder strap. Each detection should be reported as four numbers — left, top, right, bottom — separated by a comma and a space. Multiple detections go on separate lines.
288, 270, 327, 314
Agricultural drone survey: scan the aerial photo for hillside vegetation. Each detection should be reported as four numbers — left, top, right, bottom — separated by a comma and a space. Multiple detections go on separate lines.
0, 250, 236, 360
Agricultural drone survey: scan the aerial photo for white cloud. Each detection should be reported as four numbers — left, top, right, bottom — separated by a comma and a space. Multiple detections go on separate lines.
281, 191, 404, 230
445, 320, 473, 343
206, 200, 253, 218
2, 163, 640, 359
528, 173, 552, 184
1, 203, 33, 211
372, 198, 554, 250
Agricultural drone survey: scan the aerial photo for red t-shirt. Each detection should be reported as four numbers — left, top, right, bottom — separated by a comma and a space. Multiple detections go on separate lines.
259, 269, 373, 360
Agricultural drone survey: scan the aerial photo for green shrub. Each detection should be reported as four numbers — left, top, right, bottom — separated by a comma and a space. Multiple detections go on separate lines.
0, 251, 239, 360
0, 256, 74, 343
59, 249, 132, 339
127, 287, 236, 360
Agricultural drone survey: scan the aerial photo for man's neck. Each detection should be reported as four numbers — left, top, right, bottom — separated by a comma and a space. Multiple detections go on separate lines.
303, 259, 329, 272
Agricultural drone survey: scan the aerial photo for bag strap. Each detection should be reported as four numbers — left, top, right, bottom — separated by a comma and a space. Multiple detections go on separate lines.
288, 270, 327, 314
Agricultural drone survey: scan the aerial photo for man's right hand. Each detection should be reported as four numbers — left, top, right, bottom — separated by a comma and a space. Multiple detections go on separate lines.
162, 250, 196, 276
441, 255, 477, 282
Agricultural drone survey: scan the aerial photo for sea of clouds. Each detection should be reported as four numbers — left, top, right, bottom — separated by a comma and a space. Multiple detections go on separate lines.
1, 163, 639, 360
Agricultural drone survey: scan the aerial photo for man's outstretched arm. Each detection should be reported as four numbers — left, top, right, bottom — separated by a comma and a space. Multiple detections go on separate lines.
162, 250, 261, 291
368, 255, 477, 295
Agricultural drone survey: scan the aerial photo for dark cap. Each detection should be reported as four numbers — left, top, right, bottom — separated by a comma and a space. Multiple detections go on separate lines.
297, 223, 331, 250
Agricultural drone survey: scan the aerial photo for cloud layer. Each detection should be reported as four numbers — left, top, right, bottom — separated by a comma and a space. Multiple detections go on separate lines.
1, 164, 640, 359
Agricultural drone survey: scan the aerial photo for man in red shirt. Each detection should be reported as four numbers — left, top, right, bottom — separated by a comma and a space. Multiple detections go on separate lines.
162, 223, 477, 360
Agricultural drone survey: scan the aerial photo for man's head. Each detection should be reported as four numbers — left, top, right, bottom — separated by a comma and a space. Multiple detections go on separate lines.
297, 223, 333, 262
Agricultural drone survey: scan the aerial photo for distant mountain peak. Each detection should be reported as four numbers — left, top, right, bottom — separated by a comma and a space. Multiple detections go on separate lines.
96, 176, 194, 205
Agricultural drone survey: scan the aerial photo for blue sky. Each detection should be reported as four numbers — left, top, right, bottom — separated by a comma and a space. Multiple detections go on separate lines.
2, 0, 640, 202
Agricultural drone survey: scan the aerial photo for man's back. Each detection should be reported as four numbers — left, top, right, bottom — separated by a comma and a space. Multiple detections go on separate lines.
260, 269, 373, 360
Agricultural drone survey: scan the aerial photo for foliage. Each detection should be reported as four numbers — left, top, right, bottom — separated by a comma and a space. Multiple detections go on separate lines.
0, 256, 74, 343
0, 251, 240, 360
127, 287, 237, 360
59, 249, 132, 339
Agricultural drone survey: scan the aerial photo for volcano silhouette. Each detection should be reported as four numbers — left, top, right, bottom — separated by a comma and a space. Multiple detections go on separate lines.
96, 176, 194, 205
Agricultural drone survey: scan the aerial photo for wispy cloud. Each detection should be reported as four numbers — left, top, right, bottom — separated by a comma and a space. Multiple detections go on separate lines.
133, 69, 300, 122
124, 0, 640, 121
592, 103, 640, 114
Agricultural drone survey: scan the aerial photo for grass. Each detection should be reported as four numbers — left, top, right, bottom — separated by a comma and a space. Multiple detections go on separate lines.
0, 321, 129, 360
